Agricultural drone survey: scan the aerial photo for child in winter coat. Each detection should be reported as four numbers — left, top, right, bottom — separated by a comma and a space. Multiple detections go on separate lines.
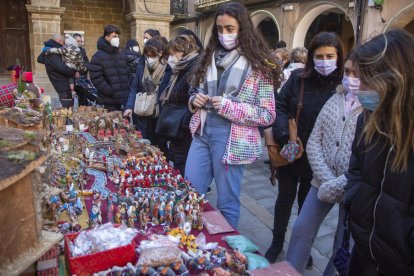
46, 34, 86, 91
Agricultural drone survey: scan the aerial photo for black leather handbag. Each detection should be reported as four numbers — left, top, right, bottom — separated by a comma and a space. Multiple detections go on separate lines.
155, 103, 190, 139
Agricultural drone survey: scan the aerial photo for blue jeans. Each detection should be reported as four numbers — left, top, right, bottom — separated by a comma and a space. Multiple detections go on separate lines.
286, 186, 346, 275
185, 112, 245, 228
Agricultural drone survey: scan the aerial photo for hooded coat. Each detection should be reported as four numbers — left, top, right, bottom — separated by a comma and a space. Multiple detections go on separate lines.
88, 36, 130, 105
122, 49, 141, 84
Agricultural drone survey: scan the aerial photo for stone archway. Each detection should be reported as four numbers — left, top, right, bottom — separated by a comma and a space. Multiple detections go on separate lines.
203, 23, 214, 47
292, 3, 354, 49
170, 26, 189, 39
384, 2, 414, 34
251, 10, 280, 49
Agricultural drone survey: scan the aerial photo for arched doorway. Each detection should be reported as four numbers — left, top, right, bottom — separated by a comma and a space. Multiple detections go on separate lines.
404, 19, 414, 34
292, 4, 355, 53
384, 2, 414, 35
251, 10, 280, 49
203, 23, 214, 47
170, 26, 189, 39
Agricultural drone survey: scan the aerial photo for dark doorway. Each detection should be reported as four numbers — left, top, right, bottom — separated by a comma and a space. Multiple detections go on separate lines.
305, 10, 354, 54
404, 19, 414, 35
0, 0, 31, 75
257, 17, 279, 49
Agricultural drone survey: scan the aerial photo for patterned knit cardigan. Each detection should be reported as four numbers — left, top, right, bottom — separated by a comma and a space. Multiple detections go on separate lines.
306, 87, 362, 203
189, 70, 276, 165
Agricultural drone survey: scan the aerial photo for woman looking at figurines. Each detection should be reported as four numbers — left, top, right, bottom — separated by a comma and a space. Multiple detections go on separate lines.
155, 34, 201, 175
124, 36, 171, 152
185, 2, 279, 228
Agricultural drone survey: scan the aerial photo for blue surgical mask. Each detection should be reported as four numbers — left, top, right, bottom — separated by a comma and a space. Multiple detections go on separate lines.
356, 90, 380, 111
314, 58, 337, 76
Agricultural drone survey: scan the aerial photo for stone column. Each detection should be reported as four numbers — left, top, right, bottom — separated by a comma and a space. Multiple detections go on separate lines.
127, 0, 174, 45
26, 2, 65, 94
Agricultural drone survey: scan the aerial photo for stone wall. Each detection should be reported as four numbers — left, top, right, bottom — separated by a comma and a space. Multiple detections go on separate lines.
60, 0, 132, 59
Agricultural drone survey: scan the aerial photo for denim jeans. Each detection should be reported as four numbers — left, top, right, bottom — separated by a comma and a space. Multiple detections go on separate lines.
185, 112, 245, 228
286, 186, 346, 275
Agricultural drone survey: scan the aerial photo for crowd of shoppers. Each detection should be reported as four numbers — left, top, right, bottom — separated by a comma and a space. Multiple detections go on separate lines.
37, 2, 414, 274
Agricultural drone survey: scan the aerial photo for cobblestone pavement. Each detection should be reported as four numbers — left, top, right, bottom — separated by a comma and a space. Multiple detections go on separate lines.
206, 149, 339, 276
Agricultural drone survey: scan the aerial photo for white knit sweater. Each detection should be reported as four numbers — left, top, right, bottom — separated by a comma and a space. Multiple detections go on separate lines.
306, 87, 363, 203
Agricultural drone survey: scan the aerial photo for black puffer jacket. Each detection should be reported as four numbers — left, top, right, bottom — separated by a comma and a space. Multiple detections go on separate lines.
36, 39, 76, 95
345, 113, 414, 276
88, 37, 130, 105
122, 49, 141, 84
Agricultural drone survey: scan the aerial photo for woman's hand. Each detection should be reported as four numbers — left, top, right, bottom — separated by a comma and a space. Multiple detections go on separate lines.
192, 93, 210, 108
212, 96, 223, 110
123, 109, 132, 117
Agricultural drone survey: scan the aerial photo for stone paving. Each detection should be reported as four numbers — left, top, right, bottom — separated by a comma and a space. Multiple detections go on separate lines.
206, 148, 339, 276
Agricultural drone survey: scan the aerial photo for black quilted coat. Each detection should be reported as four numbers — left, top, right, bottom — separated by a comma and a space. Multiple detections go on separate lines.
88, 37, 130, 105
345, 113, 414, 276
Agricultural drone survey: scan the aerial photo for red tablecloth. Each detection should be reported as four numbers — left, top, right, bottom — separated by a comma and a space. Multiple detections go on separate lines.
82, 173, 238, 251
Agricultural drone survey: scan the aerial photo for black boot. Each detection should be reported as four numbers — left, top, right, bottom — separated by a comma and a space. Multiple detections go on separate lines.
264, 238, 284, 263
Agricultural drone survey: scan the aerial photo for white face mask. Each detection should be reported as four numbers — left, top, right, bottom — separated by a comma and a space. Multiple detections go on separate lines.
313, 58, 337, 76
342, 75, 361, 93
147, 57, 157, 67
167, 55, 179, 70
132, 46, 139, 53
110, 37, 120, 48
143, 38, 149, 44
218, 33, 238, 50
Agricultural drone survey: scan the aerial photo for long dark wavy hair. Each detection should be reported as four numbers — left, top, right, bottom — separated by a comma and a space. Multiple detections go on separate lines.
192, 2, 281, 88
302, 32, 344, 79
356, 29, 414, 172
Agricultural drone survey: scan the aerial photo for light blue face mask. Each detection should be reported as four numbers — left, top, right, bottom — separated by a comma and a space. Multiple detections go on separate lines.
356, 90, 380, 111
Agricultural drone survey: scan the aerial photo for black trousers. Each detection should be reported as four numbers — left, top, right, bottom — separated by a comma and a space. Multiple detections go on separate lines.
347, 245, 384, 276
271, 155, 312, 240
57, 90, 73, 108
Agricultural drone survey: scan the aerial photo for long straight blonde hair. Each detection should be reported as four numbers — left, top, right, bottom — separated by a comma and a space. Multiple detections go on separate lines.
356, 29, 414, 172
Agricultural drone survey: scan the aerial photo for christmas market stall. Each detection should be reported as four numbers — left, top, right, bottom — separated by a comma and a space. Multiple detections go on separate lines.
0, 77, 290, 275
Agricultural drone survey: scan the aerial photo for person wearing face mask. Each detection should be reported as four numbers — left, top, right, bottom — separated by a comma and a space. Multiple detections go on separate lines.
143, 29, 160, 45
88, 24, 130, 112
154, 34, 201, 175
186, 2, 280, 229
344, 29, 414, 276
285, 52, 362, 275
122, 39, 142, 85
36, 34, 78, 107
124, 36, 171, 148
266, 32, 345, 265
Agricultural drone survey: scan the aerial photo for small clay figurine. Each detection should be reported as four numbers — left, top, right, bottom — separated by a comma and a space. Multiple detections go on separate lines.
107, 194, 114, 223
127, 204, 136, 228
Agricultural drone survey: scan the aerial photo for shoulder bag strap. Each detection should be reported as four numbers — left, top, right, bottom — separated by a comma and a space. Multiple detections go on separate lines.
295, 78, 304, 123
